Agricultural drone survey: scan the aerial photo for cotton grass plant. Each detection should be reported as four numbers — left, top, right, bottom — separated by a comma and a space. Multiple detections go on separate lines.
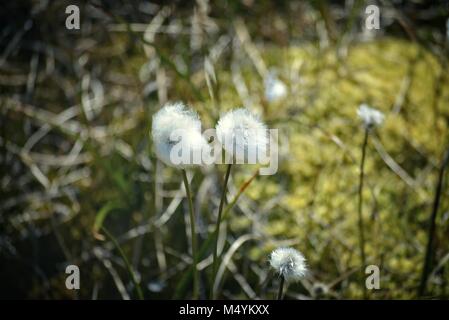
210, 107, 268, 299
356, 103, 384, 299
151, 102, 209, 299
270, 247, 307, 300
152, 104, 271, 299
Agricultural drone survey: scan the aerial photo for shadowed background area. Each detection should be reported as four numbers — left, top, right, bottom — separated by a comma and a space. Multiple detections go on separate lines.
1, 0, 448, 299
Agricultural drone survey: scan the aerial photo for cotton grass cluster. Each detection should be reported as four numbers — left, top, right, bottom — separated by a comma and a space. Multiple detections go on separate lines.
152, 103, 280, 299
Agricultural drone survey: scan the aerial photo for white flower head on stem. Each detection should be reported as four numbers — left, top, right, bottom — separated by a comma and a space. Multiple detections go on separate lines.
357, 104, 384, 129
265, 70, 287, 102
270, 247, 307, 282
151, 102, 209, 168
216, 108, 268, 163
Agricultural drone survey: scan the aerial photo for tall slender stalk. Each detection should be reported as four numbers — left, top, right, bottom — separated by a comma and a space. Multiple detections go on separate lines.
181, 169, 199, 299
101, 226, 144, 300
357, 129, 369, 300
277, 275, 285, 300
418, 148, 449, 297
210, 163, 232, 299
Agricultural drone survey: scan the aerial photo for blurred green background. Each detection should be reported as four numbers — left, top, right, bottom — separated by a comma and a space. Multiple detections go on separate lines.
1, 0, 448, 299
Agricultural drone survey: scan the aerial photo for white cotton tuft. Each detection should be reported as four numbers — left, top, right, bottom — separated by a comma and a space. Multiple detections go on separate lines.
357, 104, 384, 129
265, 71, 287, 102
269, 247, 307, 282
215, 108, 268, 163
151, 102, 209, 168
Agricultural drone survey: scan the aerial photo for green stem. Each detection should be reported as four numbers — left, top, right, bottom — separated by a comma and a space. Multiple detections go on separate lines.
357, 129, 368, 300
277, 276, 285, 300
182, 169, 199, 299
101, 226, 144, 300
418, 148, 449, 297
210, 163, 232, 299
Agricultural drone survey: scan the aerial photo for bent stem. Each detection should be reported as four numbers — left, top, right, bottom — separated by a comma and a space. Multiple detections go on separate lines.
418, 148, 449, 297
277, 276, 285, 300
357, 128, 368, 299
181, 169, 199, 299
210, 163, 232, 299
101, 226, 144, 300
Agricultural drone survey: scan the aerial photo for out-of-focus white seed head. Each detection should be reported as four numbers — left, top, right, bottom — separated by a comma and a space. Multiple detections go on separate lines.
265, 71, 287, 102
357, 104, 384, 129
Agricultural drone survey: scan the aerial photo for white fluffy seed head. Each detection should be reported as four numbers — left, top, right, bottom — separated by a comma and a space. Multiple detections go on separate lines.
357, 104, 384, 129
215, 108, 268, 162
265, 71, 287, 102
269, 247, 307, 282
151, 102, 209, 169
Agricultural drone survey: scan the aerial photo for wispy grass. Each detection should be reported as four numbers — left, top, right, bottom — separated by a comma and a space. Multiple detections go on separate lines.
101, 227, 144, 300
181, 169, 199, 299
211, 163, 232, 299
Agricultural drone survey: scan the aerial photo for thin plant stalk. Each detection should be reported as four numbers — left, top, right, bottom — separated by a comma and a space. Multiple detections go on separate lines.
210, 163, 232, 299
277, 276, 285, 300
174, 169, 258, 299
181, 169, 199, 299
418, 148, 449, 297
357, 128, 369, 300
101, 226, 144, 300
